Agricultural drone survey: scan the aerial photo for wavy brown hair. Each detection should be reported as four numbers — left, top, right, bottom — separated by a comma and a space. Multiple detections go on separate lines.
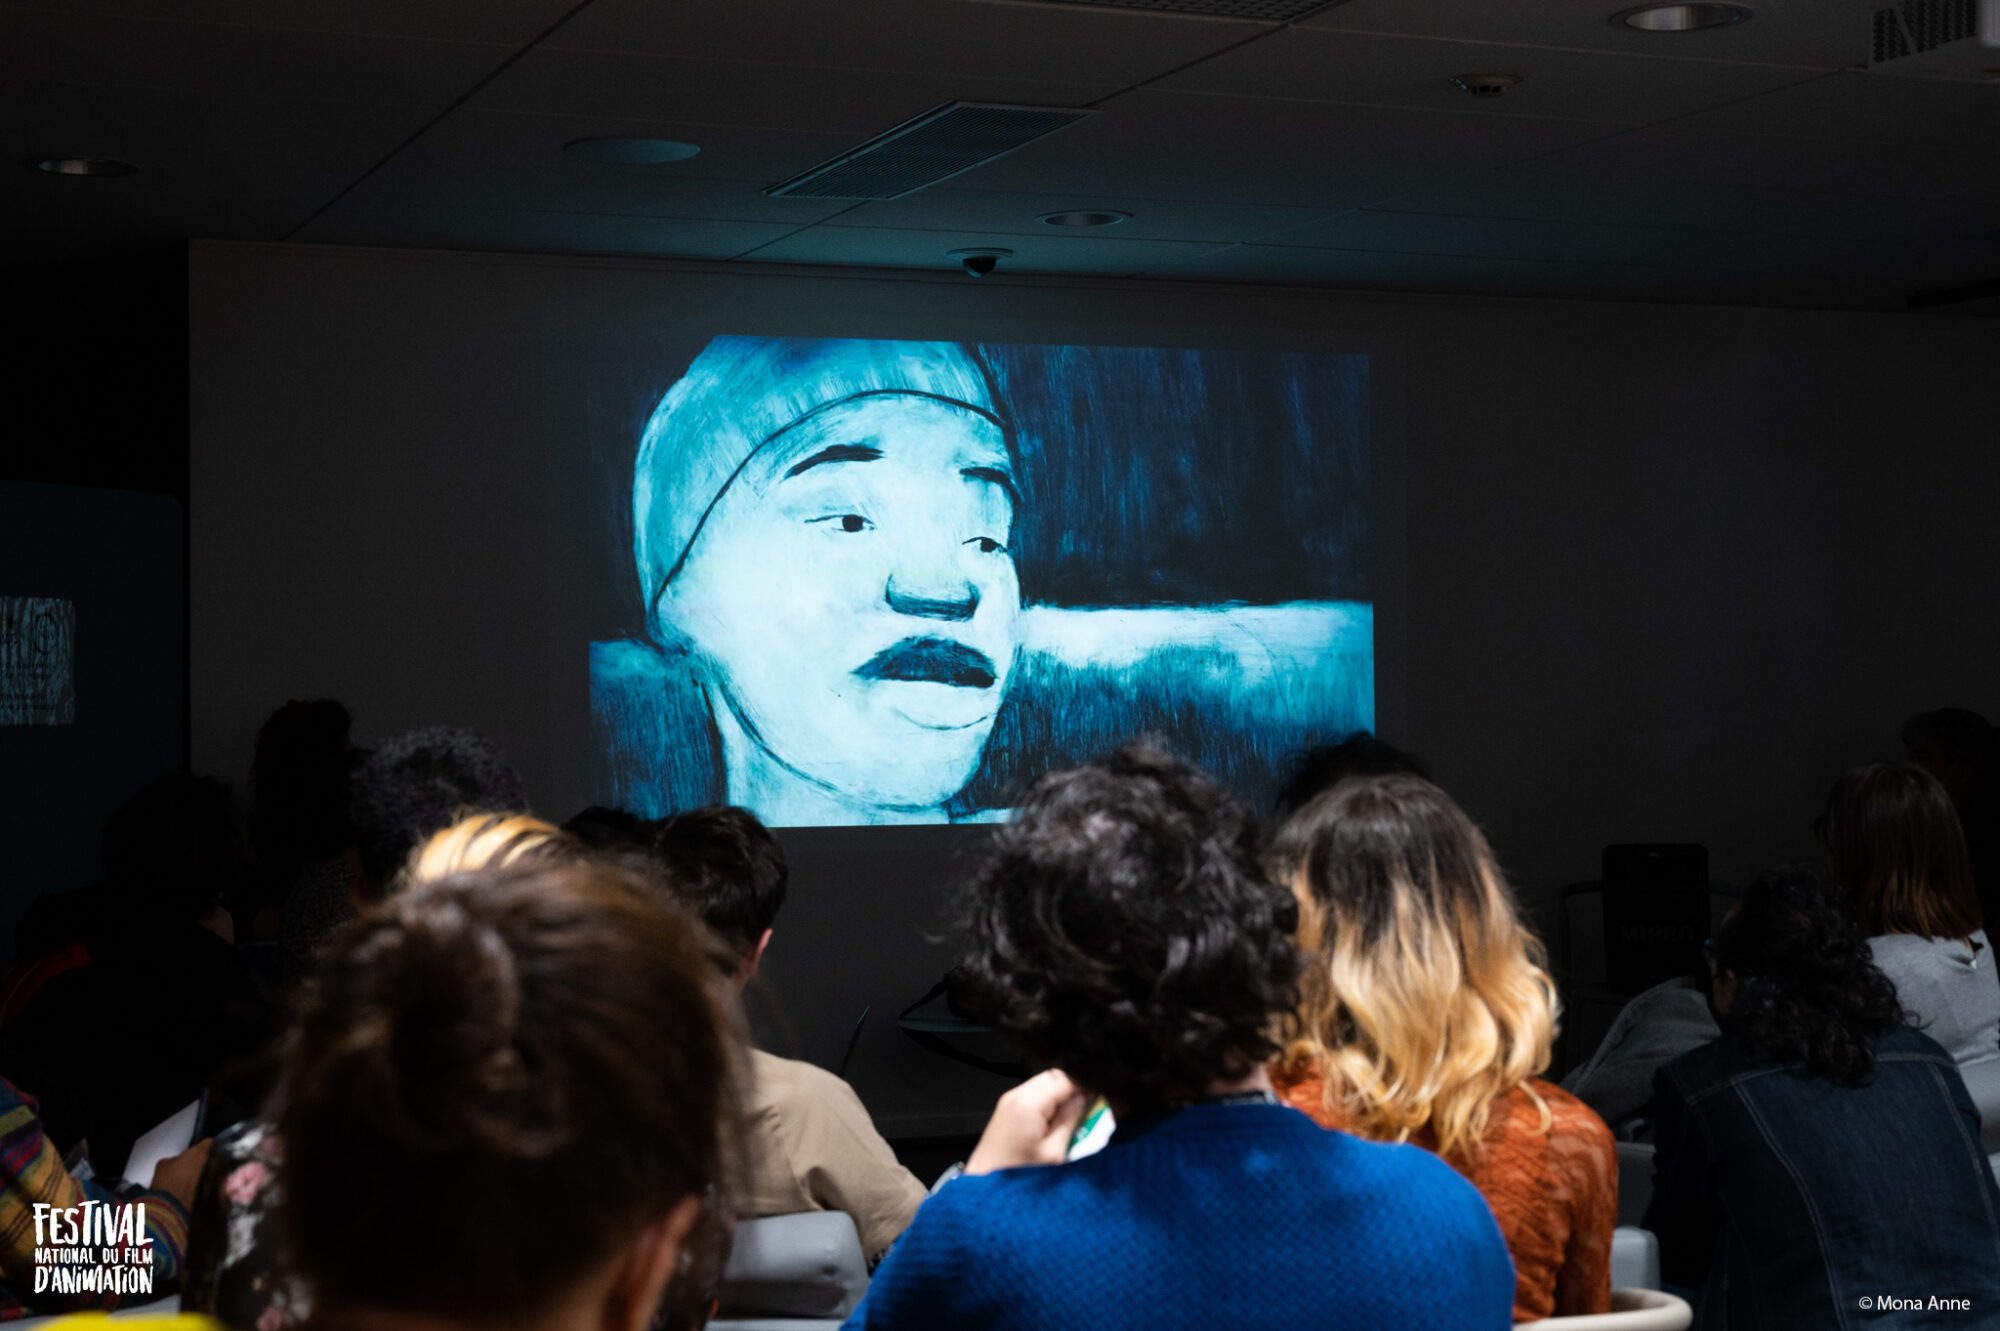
1270, 774, 1556, 1164
279, 861, 739, 1324
1822, 763, 1981, 943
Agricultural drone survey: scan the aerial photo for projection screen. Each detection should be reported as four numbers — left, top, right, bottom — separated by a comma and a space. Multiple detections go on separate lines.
590, 335, 1374, 828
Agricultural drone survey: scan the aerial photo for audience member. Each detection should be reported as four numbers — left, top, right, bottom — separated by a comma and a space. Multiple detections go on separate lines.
1645, 867, 2000, 1327
848, 743, 1514, 1330
275, 859, 737, 1331
1268, 773, 1616, 1321
1559, 974, 1719, 1136
1824, 762, 2000, 1067
1271, 729, 1430, 820
0, 1075, 210, 1317
185, 813, 578, 1331
1904, 708, 2000, 927
0, 776, 272, 1180
242, 700, 362, 943
639, 806, 925, 1264
276, 725, 526, 979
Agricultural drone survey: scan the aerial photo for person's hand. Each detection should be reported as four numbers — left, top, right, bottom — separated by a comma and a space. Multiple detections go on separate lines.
965, 1070, 1088, 1175
149, 1137, 213, 1210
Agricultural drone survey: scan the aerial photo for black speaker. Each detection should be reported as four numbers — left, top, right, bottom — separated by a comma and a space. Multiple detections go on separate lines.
1601, 843, 1709, 993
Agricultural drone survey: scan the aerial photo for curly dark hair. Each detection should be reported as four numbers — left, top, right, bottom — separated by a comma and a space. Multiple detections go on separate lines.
1715, 866, 1905, 1084
953, 741, 1299, 1112
349, 726, 528, 889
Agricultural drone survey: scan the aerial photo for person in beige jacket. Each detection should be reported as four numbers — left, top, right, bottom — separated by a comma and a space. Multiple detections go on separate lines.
631, 804, 927, 1261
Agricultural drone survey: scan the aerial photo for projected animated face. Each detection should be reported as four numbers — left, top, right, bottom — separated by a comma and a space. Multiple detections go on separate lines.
642, 344, 1022, 826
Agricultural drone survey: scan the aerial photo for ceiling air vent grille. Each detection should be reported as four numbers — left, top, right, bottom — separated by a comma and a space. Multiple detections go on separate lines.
765, 102, 1095, 200
1872, 0, 1979, 61
1031, 0, 1335, 17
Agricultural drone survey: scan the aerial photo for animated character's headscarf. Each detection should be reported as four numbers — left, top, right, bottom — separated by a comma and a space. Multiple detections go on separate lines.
633, 336, 1009, 643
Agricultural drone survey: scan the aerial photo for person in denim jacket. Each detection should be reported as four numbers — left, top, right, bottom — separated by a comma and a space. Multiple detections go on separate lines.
1646, 867, 2000, 1329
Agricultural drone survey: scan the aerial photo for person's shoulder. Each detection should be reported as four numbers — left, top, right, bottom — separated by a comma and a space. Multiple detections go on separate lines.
1525, 1080, 1615, 1148
1877, 1022, 1956, 1065
750, 1048, 858, 1101
1656, 1029, 1746, 1099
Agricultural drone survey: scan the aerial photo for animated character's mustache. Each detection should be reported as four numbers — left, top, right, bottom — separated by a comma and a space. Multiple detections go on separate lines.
853, 637, 997, 689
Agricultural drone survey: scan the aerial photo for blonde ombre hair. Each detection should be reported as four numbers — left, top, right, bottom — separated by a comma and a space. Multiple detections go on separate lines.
1270, 774, 1557, 1164
405, 812, 574, 887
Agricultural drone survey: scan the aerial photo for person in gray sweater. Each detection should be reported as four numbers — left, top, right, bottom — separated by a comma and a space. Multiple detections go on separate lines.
1825, 762, 2000, 1068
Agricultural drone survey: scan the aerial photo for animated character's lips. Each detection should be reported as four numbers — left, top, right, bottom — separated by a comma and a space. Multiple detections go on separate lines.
853, 637, 997, 689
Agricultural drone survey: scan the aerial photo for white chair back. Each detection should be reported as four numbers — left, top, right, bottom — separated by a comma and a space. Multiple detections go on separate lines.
1520, 1288, 1693, 1329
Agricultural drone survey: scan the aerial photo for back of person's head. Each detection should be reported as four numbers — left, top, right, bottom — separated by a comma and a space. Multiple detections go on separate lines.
562, 804, 653, 852
649, 806, 789, 961
102, 773, 244, 925
249, 698, 359, 875
1267, 772, 1554, 1162
1272, 731, 1431, 821
954, 741, 1298, 1114
1714, 866, 1903, 1084
279, 860, 736, 1327
407, 813, 576, 888
349, 726, 528, 891
1902, 708, 1997, 790
1821, 762, 1980, 940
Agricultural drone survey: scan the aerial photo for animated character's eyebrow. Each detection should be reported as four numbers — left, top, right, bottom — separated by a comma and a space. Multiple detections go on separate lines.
784, 443, 882, 479
962, 466, 1020, 509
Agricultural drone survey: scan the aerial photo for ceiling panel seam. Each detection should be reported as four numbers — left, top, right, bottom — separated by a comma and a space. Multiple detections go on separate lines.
279, 0, 604, 241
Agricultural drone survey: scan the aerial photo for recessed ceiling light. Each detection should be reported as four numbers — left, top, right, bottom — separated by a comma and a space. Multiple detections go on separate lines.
28, 156, 138, 177
562, 138, 700, 167
1039, 210, 1131, 228
1613, 3, 1752, 30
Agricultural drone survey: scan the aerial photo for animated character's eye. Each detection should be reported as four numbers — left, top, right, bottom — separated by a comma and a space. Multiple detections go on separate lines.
965, 536, 1008, 555
808, 514, 874, 533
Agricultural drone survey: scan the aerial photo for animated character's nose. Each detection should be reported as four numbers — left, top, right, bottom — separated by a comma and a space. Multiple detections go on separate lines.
885, 576, 979, 622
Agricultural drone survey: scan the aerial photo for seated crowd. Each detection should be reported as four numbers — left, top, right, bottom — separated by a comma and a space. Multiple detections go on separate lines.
0, 704, 1997, 1330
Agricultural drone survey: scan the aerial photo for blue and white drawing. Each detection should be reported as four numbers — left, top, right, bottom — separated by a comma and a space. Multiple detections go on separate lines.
591, 336, 1374, 827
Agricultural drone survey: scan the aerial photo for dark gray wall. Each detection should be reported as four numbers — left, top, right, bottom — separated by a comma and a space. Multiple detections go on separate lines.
0, 483, 187, 964
189, 242, 1999, 1131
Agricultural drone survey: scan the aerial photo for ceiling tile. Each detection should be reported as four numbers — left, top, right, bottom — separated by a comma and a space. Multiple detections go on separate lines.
0, 83, 441, 239
1252, 208, 1728, 265
470, 47, 1115, 134
546, 0, 1264, 86
954, 88, 1628, 205
1299, 0, 1869, 71
1660, 68, 2000, 146
835, 187, 1339, 244
0, 0, 579, 44
300, 205, 802, 259
0, 9, 514, 106
1160, 27, 1823, 124
1153, 241, 1899, 307
738, 222, 1228, 274
1514, 121, 1986, 199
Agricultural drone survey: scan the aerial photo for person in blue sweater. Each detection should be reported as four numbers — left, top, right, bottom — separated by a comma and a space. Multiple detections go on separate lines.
845, 742, 1515, 1331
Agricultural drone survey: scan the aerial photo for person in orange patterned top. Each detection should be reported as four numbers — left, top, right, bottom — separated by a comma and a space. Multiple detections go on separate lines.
1267, 773, 1617, 1322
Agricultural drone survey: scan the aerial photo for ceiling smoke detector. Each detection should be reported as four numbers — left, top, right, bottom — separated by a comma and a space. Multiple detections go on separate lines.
1613, 4, 1753, 30
1452, 72, 1523, 97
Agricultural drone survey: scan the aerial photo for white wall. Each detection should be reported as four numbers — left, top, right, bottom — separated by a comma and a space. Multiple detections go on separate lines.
190, 242, 1999, 1128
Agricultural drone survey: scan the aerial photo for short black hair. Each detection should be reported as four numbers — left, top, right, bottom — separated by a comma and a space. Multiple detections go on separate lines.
954, 742, 1299, 1112
349, 727, 528, 888
103, 773, 244, 923
1715, 866, 1905, 1084
1272, 731, 1431, 820
651, 806, 789, 959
